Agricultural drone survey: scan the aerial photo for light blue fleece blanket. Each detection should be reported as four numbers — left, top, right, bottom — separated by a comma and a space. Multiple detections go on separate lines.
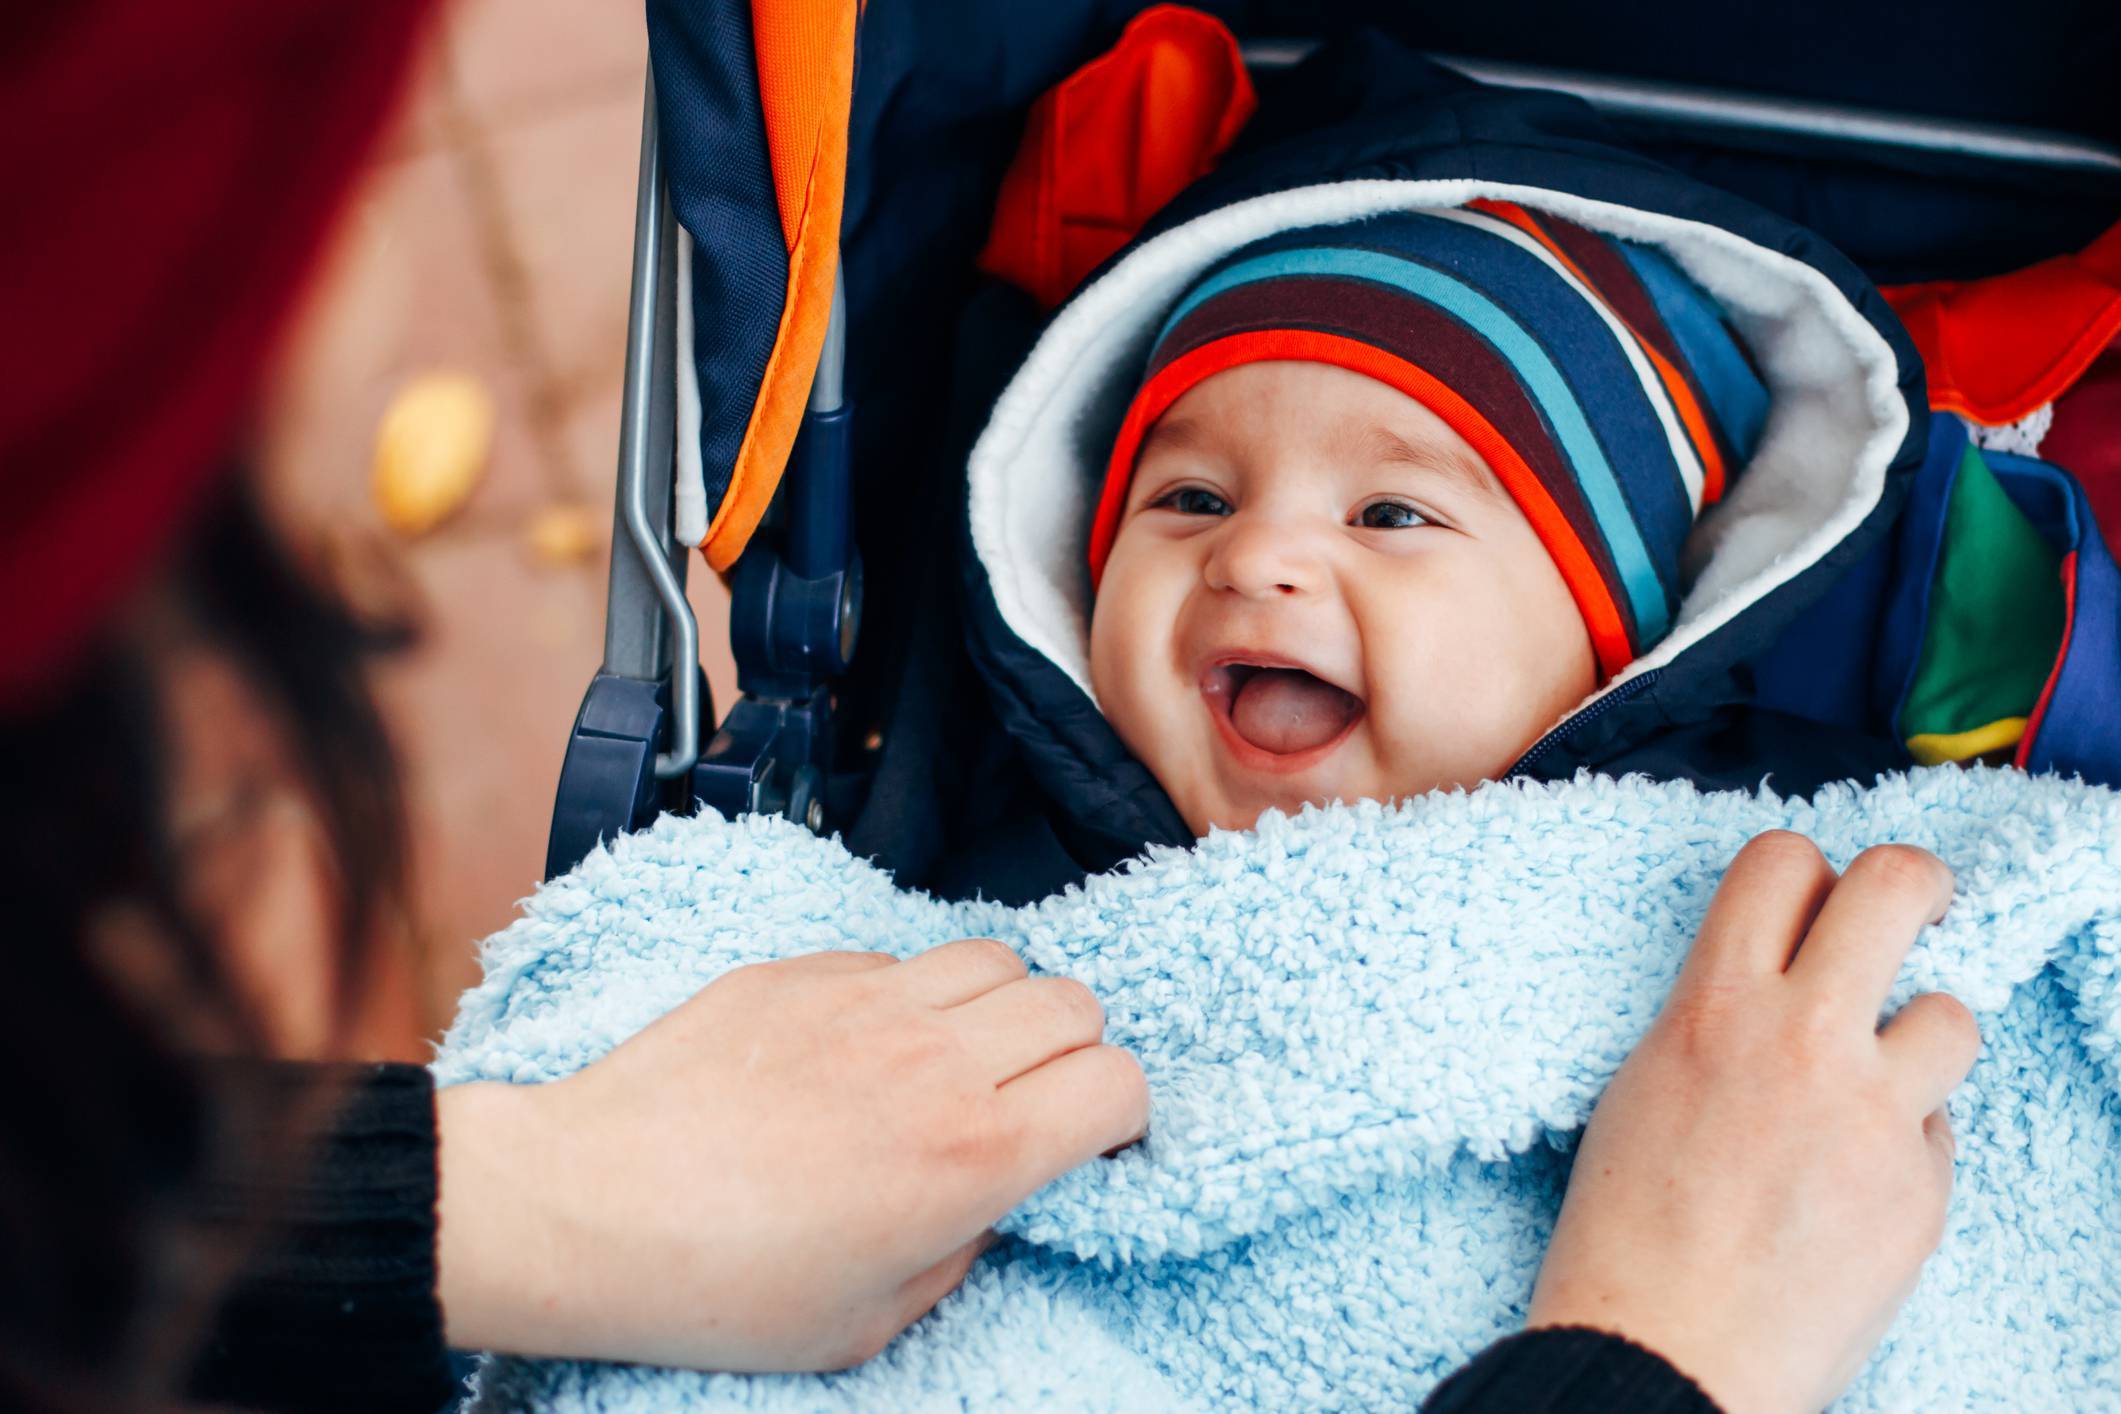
435, 768, 2121, 1411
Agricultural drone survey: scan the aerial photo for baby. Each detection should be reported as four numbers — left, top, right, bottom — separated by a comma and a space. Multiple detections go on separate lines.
1085, 206, 1767, 835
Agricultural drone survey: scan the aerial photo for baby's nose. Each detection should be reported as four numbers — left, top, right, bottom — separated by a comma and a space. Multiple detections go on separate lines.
1203, 516, 1325, 598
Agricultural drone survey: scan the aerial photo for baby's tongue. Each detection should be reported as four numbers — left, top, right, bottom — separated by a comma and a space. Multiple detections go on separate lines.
1229, 669, 1361, 755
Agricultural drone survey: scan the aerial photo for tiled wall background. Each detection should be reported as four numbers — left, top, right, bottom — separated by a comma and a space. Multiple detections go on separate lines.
261, 0, 738, 1044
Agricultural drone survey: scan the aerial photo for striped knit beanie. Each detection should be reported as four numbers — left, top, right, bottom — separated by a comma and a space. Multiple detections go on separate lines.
1089, 202, 1769, 679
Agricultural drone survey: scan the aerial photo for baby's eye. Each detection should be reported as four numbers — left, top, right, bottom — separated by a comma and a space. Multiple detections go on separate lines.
1355, 500, 1429, 530
1155, 487, 1233, 517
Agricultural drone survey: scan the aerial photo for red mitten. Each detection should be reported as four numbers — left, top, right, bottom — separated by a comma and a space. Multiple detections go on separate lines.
978, 4, 1254, 310
1883, 221, 2121, 425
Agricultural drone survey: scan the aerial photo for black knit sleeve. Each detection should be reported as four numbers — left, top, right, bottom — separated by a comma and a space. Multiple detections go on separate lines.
1423, 1328, 1722, 1413
185, 1061, 456, 1413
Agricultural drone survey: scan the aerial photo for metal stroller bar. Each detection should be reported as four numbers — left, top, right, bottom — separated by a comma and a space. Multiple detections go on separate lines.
554, 54, 860, 880
787, 268, 851, 581
808, 267, 846, 416
1242, 42, 2121, 174
609, 72, 699, 780
542, 73, 699, 880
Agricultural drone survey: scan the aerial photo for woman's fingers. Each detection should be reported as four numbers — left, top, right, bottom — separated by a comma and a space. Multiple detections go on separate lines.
1880, 992, 1981, 1116
949, 975, 1107, 1085
1789, 845, 1955, 1017
775, 950, 897, 975
1676, 831, 1839, 993
890, 937, 1028, 1007
1529, 835, 1972, 1414
996, 1044, 1150, 1192
1922, 1107, 1957, 1169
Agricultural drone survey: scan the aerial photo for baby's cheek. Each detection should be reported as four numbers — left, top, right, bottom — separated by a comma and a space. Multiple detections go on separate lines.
1090, 596, 1136, 697
1367, 681, 1515, 790
1361, 600, 1555, 787
1090, 581, 1182, 769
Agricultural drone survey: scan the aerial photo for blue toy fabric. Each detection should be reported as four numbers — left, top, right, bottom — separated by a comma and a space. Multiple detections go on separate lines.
435, 768, 2121, 1411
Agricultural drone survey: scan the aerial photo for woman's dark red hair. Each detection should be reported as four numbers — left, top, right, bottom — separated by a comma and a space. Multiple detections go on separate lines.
0, 0, 435, 707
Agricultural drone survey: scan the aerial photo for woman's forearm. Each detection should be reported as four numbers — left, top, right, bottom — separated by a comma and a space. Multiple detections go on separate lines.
433, 1078, 567, 1355
187, 1062, 454, 1413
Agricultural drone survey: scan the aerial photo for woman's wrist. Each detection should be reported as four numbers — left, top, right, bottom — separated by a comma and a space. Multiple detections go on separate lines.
433, 1079, 569, 1354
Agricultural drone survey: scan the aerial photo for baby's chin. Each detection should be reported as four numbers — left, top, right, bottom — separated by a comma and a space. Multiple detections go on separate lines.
1177, 767, 1487, 837
1179, 780, 1373, 837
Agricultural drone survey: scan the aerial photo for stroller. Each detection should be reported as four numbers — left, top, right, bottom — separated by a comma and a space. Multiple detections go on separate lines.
543, 0, 2121, 886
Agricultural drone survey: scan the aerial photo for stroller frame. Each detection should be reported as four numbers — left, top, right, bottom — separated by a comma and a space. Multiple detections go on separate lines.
543, 45, 2121, 882
545, 74, 860, 879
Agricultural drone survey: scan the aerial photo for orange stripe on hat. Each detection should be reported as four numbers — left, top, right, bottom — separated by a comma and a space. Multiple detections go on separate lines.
1090, 329, 1637, 678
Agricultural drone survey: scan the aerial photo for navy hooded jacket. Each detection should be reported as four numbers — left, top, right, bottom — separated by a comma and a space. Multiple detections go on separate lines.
932, 37, 1926, 905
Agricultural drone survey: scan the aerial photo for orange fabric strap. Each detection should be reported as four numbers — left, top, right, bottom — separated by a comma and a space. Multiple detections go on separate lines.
700, 0, 857, 568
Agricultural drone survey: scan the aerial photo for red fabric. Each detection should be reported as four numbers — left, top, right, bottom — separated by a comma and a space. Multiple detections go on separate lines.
1881, 220, 2121, 425
2016, 549, 2079, 769
1090, 329, 1637, 679
0, 2, 437, 707
977, 4, 1254, 310
2043, 347, 2121, 556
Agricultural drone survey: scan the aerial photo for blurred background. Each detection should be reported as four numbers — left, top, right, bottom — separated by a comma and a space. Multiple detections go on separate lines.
256, 0, 735, 1051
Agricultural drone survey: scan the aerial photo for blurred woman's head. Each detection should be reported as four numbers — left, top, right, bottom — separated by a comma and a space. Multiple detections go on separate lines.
0, 2, 436, 1403
1, 478, 415, 1404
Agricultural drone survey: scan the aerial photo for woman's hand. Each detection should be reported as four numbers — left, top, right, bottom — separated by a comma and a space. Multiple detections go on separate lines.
433, 939, 1146, 1371
1529, 832, 1980, 1413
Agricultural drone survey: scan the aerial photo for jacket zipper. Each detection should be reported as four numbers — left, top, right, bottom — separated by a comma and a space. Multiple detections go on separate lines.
1505, 670, 1661, 779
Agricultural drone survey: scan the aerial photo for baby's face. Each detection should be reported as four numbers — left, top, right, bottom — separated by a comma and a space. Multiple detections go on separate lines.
1090, 360, 1598, 836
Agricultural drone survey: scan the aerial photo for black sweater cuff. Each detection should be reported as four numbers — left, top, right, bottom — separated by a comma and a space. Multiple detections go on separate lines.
1424, 1327, 1722, 1413
186, 1061, 455, 1413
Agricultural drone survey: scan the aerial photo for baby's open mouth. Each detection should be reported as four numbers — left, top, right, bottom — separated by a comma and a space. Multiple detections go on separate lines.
1203, 662, 1366, 759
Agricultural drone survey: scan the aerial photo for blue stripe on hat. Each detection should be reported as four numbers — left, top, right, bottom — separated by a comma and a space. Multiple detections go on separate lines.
1160, 237, 1675, 642
1620, 244, 1770, 463
1374, 215, 1694, 597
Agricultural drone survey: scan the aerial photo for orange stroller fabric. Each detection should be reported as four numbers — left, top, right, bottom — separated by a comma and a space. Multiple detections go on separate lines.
701, 0, 858, 570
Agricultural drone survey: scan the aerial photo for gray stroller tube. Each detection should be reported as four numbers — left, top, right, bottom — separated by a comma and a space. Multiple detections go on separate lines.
613, 73, 700, 780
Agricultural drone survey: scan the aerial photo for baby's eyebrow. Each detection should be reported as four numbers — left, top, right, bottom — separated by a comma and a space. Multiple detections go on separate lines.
1358, 424, 1504, 502
1139, 415, 1203, 460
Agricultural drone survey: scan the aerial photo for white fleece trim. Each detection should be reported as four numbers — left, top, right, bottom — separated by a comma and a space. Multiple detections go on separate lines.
673, 226, 709, 548
965, 179, 1908, 715
1965, 404, 2052, 459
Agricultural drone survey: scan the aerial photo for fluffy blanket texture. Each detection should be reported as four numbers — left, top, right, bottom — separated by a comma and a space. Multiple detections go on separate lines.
435, 769, 2121, 1410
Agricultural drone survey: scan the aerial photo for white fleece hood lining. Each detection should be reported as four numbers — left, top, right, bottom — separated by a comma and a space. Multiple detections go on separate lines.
964, 179, 1909, 717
